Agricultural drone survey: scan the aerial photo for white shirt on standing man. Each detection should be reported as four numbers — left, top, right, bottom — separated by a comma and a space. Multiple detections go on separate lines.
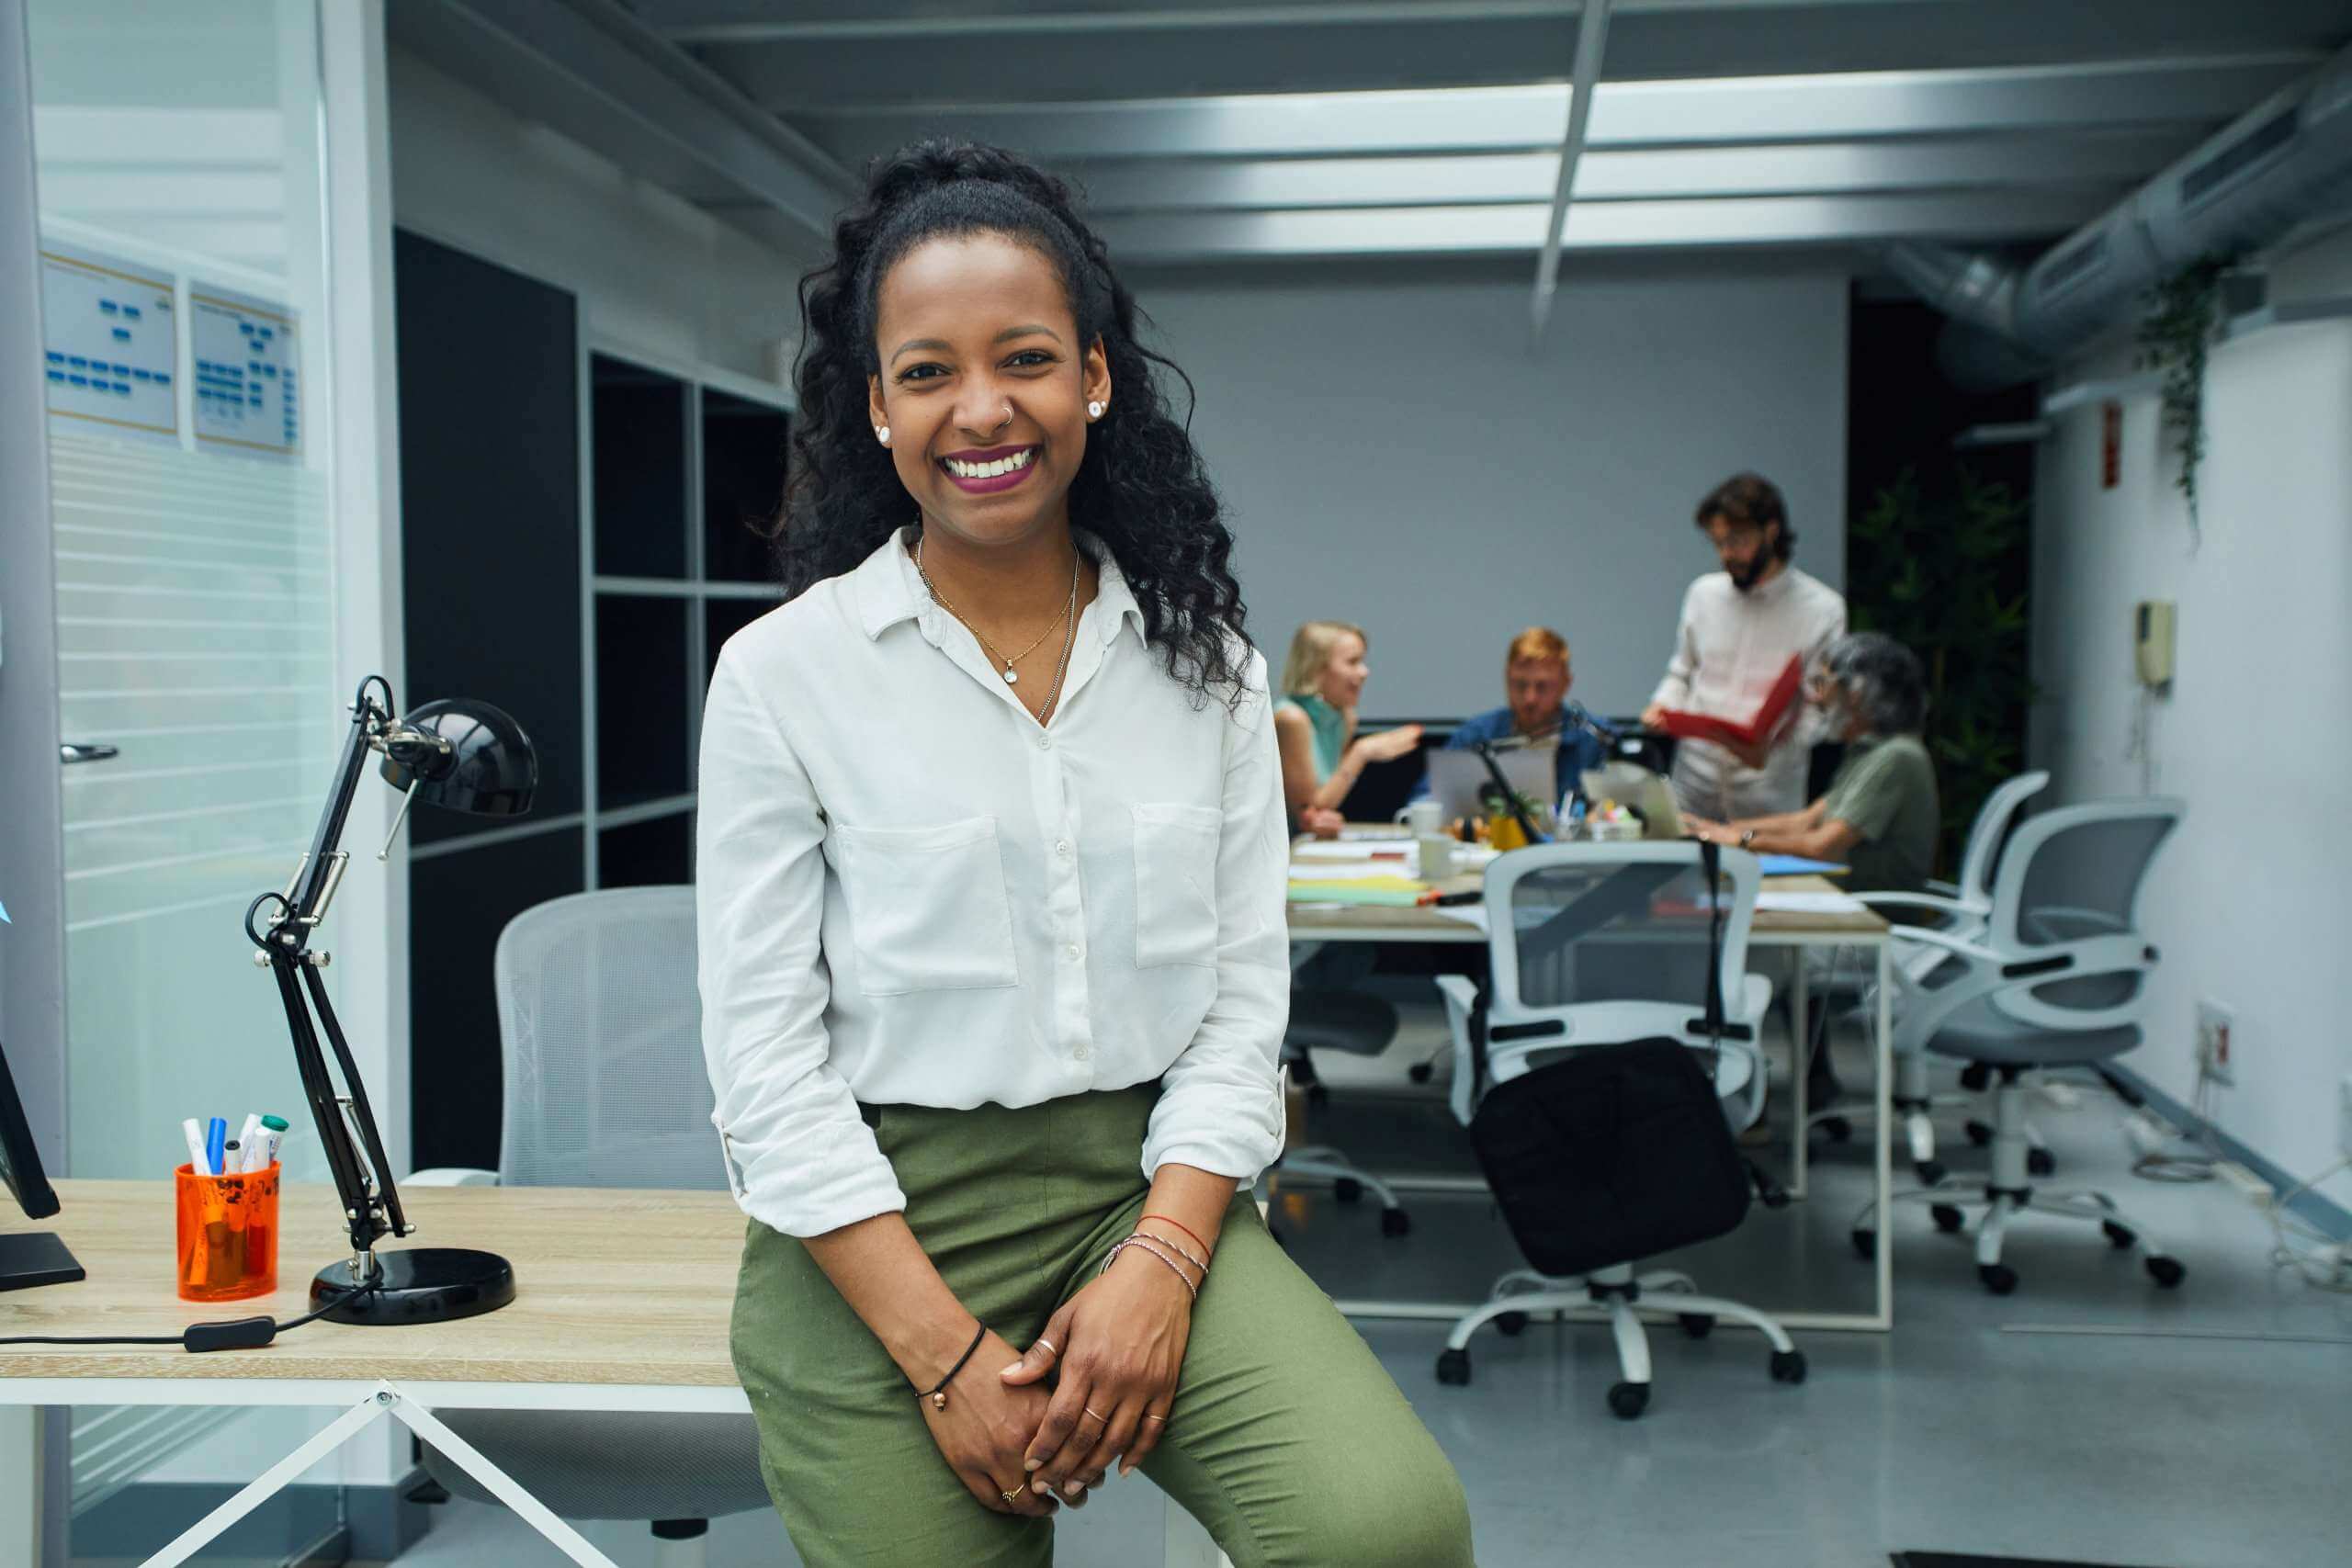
1644, 473, 1849, 821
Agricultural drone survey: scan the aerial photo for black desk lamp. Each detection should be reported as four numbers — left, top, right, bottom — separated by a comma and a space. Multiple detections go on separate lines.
243, 675, 537, 1325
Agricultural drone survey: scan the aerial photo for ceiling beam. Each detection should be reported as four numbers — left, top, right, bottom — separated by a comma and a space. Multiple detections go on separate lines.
1057, 132, 2193, 212
1090, 188, 2106, 263
1532, 0, 1614, 336
388, 0, 853, 242
789, 54, 2313, 164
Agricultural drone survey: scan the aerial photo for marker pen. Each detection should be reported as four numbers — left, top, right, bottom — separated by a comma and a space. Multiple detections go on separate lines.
182, 1118, 212, 1176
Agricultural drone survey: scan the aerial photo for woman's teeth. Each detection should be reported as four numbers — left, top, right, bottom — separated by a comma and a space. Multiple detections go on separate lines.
944, 448, 1036, 479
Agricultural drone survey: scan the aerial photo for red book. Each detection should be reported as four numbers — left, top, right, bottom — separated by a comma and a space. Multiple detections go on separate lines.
1655, 655, 1805, 750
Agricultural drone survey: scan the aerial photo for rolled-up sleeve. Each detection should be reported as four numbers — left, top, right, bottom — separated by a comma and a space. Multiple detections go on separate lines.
1141, 651, 1291, 1185
697, 649, 906, 1237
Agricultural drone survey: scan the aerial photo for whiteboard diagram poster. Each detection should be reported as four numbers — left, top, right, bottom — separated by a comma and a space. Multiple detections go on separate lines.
39, 242, 178, 444
190, 285, 301, 460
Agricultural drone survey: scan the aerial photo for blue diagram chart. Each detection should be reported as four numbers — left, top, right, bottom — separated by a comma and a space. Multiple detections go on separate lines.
39, 242, 178, 444
190, 285, 301, 460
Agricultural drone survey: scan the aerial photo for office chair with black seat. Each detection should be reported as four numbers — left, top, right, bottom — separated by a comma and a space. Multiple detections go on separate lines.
1430, 842, 1800, 1420
406, 886, 768, 1566
1849, 797, 2189, 1295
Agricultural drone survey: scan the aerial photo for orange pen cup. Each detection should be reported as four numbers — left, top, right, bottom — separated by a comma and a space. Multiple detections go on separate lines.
175, 1162, 280, 1303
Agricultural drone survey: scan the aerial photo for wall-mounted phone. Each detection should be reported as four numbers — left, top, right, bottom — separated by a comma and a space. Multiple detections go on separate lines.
2135, 599, 2176, 690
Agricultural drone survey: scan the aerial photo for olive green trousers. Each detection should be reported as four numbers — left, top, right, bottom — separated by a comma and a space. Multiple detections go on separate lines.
730, 1083, 1476, 1567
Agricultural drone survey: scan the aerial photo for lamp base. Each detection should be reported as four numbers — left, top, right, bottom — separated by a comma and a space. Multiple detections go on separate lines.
0, 1231, 86, 1292
311, 1247, 515, 1325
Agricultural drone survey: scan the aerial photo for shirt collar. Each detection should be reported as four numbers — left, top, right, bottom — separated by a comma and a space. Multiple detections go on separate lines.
855, 525, 1146, 649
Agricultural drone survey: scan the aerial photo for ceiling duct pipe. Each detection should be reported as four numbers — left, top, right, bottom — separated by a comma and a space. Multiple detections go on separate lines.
1889, 40, 2352, 389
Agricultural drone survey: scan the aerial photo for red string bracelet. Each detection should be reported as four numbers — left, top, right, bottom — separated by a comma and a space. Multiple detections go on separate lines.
1140, 1213, 1212, 1258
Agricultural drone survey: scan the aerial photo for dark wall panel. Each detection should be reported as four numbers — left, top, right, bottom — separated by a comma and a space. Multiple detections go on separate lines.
393, 229, 582, 844
408, 829, 584, 1171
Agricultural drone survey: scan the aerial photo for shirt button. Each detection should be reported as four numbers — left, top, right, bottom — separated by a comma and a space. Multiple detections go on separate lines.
1064, 943, 1082, 962
1074, 1043, 1092, 1062
1055, 839, 1073, 858
1037, 733, 1052, 750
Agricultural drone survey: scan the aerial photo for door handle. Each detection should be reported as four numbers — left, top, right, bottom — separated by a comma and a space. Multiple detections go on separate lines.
60, 742, 120, 764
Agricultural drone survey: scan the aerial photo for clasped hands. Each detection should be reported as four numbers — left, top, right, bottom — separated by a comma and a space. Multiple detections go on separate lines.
918, 1236, 1199, 1519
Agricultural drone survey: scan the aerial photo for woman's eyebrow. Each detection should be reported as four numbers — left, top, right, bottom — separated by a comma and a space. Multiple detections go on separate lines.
889, 324, 1065, 366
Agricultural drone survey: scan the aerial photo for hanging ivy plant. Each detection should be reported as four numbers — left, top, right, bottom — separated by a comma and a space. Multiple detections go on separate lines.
2135, 256, 2230, 526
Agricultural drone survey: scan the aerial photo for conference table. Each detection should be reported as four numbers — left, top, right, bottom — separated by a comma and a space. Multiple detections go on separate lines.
1286, 836, 1896, 1333
0, 1184, 1233, 1568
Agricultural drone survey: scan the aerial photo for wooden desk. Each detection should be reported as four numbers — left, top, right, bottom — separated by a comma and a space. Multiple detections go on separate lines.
1286, 850, 1895, 1333
0, 1184, 1234, 1568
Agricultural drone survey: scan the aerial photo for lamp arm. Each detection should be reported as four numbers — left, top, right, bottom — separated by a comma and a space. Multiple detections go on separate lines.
300, 960, 408, 1241
261, 943, 380, 1255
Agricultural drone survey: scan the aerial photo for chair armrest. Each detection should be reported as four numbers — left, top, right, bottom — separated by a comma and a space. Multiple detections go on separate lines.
1881, 925, 2003, 965
1432, 974, 1481, 1010
406, 1167, 500, 1187
1924, 878, 1961, 898
1849, 891, 1982, 918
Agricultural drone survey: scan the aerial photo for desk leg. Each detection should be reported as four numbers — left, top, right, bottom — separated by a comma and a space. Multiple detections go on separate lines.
1, 1403, 41, 1568
1873, 942, 1894, 1330
1790, 952, 1810, 1200
141, 1384, 622, 1568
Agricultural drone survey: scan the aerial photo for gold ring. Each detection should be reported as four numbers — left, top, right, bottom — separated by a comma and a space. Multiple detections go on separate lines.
1001, 1489, 1023, 1506
1081, 1406, 1107, 1424
1034, 1337, 1058, 1358
1142, 1413, 1168, 1424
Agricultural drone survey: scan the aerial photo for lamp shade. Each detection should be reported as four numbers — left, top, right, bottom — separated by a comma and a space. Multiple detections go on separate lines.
379, 698, 537, 818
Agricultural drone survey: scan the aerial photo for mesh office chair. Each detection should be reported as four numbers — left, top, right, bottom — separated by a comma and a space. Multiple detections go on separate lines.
1811, 771, 2063, 1179
1430, 843, 1799, 1419
408, 886, 769, 1565
1850, 799, 2189, 1294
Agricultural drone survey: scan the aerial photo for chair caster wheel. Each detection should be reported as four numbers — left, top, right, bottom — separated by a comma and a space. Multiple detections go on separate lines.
2102, 1220, 2136, 1250
1495, 1312, 1529, 1337
1435, 1348, 1472, 1385
1380, 1207, 1411, 1238
1931, 1204, 1965, 1235
1978, 1263, 2019, 1296
1818, 1116, 1852, 1144
1769, 1349, 1807, 1384
1965, 1120, 1993, 1146
1850, 1228, 1876, 1260
1333, 1178, 1363, 1203
2027, 1148, 2057, 1179
1679, 1314, 1715, 1340
1606, 1382, 1649, 1420
1916, 1159, 1949, 1188
1408, 1062, 1434, 1084
2146, 1256, 2186, 1289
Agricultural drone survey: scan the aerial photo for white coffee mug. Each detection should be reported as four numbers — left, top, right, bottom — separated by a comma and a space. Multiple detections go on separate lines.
1401, 799, 1444, 837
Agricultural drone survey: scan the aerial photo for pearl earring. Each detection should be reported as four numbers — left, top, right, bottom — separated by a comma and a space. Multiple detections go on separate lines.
876, 426, 890, 446
1087, 401, 1104, 420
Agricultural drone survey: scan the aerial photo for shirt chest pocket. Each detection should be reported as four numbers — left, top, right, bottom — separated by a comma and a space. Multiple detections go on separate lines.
831, 818, 1021, 996
1132, 802, 1223, 969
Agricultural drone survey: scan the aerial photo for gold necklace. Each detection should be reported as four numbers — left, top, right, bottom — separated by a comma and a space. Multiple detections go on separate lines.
915, 532, 1079, 688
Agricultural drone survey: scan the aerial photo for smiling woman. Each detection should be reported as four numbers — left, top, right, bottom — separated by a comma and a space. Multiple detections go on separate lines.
700, 140, 1476, 1567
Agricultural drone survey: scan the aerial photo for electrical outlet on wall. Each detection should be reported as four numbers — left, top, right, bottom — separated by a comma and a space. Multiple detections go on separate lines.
2196, 999, 2236, 1088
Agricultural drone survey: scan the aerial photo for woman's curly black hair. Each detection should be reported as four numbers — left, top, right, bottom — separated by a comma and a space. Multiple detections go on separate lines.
774, 138, 1250, 710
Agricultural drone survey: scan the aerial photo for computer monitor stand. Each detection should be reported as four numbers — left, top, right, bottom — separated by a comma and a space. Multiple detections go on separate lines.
0, 1228, 85, 1292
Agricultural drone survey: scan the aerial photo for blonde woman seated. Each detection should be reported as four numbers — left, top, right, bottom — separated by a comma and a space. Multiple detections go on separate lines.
1272, 620, 1422, 839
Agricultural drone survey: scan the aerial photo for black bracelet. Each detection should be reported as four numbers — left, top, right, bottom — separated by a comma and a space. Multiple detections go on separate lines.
920, 1323, 988, 1411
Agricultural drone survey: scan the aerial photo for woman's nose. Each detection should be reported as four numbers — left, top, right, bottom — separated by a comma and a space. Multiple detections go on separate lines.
954, 380, 1012, 435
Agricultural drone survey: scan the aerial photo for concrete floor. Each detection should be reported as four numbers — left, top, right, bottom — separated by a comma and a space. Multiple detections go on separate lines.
388, 999, 2352, 1567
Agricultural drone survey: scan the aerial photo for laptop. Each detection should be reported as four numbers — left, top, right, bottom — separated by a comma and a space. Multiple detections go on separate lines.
1424, 747, 1559, 827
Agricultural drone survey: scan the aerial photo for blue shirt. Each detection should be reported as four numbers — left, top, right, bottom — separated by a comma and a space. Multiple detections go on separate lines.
1412, 705, 1610, 803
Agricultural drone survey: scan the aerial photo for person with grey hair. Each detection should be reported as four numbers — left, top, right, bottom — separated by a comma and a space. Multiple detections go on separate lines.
1686, 631, 1939, 896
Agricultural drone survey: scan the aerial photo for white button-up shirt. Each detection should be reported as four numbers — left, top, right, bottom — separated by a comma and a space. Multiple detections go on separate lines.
1649, 565, 1848, 819
696, 526, 1291, 1238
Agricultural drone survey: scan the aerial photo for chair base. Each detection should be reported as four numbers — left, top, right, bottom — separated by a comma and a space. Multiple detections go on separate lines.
1849, 1066, 2186, 1295
1277, 1149, 1411, 1235
1434, 1265, 1802, 1419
